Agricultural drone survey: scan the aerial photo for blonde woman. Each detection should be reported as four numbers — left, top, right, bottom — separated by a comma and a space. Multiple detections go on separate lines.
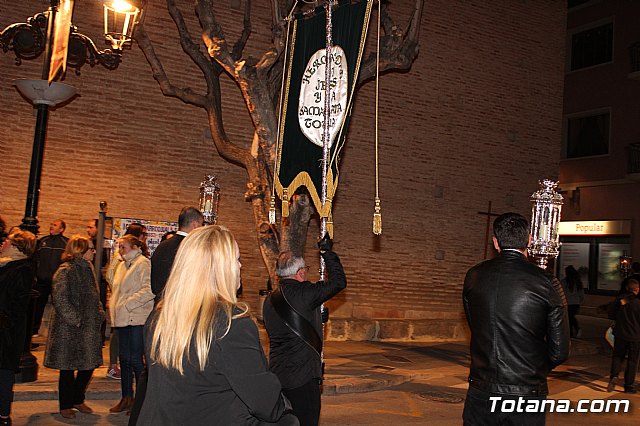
44, 235, 104, 419
107, 235, 154, 413
138, 225, 297, 425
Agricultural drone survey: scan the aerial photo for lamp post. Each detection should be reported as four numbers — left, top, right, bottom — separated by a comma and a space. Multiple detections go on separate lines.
1, 0, 145, 382
529, 179, 564, 269
1, 0, 146, 235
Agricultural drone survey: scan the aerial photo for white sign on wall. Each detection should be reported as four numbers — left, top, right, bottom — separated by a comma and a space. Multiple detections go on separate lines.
558, 220, 631, 236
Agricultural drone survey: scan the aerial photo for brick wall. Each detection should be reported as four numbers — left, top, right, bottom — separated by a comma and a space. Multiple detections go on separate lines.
0, 1, 566, 338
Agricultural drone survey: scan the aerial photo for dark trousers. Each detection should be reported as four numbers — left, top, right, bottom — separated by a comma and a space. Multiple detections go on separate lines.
127, 367, 147, 426
610, 338, 640, 389
118, 325, 144, 398
0, 369, 15, 417
59, 369, 94, 410
567, 305, 580, 337
32, 278, 52, 335
463, 386, 546, 426
282, 379, 321, 426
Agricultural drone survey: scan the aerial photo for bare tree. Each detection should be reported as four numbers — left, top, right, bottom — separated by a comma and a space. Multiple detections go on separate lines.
136, 0, 424, 283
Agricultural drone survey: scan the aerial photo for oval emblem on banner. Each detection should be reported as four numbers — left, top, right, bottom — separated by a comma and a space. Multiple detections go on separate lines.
298, 46, 348, 148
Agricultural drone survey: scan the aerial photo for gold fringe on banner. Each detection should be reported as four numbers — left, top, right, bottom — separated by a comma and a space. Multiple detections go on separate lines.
372, 197, 382, 235
268, 197, 276, 224
326, 212, 334, 239
282, 188, 290, 218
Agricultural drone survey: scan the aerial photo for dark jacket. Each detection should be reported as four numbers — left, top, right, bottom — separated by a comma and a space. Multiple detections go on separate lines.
609, 292, 640, 342
35, 234, 68, 282
0, 258, 33, 370
463, 250, 570, 396
44, 258, 104, 370
263, 250, 347, 389
138, 309, 291, 425
150, 233, 185, 301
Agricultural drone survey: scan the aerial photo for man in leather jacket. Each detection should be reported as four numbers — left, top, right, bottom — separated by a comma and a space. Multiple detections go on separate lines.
462, 213, 569, 425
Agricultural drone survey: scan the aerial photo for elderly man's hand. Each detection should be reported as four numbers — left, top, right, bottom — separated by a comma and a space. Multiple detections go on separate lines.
317, 233, 333, 253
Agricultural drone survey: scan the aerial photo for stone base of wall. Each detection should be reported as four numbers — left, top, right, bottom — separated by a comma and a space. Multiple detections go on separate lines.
325, 317, 470, 342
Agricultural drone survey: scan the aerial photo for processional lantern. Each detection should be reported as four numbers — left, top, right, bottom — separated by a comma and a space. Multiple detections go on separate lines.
104, 0, 145, 50
529, 179, 563, 269
199, 175, 221, 224
620, 252, 632, 277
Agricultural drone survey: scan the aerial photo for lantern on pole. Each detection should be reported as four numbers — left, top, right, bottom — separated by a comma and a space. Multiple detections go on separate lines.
529, 179, 563, 269
620, 252, 632, 277
199, 175, 220, 224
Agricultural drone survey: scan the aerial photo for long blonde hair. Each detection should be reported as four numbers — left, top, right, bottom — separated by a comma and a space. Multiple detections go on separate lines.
150, 225, 247, 373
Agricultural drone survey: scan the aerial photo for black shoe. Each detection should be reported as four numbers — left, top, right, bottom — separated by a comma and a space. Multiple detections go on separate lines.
607, 378, 616, 392
624, 386, 637, 394
0, 416, 11, 425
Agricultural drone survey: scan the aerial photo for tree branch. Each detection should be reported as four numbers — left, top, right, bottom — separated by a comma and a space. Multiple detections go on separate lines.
358, 0, 424, 84
135, 26, 208, 107
197, 0, 237, 77
231, 0, 252, 61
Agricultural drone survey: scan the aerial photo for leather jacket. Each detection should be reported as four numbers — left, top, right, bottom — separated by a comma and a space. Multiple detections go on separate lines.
463, 250, 570, 396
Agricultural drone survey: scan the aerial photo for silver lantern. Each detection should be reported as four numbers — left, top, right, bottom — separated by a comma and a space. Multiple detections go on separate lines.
529, 179, 563, 269
199, 175, 221, 224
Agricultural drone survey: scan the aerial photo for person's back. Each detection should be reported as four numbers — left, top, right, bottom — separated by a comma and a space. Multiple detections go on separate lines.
462, 212, 569, 426
465, 251, 567, 393
612, 291, 640, 343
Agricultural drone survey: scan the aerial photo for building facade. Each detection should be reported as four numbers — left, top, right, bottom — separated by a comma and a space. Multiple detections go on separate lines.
560, 0, 640, 300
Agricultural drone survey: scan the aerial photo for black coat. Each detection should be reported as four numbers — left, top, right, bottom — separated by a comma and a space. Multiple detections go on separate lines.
263, 250, 346, 389
610, 292, 640, 342
150, 234, 185, 301
0, 258, 33, 370
463, 250, 570, 396
44, 258, 104, 370
139, 310, 290, 425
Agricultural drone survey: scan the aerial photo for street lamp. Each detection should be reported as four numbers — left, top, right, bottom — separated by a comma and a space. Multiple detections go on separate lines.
0, 0, 146, 235
1, 0, 145, 383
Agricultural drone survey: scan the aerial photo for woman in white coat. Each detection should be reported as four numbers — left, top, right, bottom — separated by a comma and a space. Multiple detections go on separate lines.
107, 234, 154, 414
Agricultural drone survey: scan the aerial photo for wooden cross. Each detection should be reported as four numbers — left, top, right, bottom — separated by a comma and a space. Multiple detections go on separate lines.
477, 201, 501, 259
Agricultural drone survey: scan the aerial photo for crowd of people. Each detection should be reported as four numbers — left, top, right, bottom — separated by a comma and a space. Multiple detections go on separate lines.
0, 209, 346, 426
3, 209, 640, 425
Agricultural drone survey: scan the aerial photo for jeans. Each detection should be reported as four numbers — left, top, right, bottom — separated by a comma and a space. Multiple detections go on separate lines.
0, 369, 15, 417
59, 370, 94, 410
282, 379, 321, 426
463, 386, 546, 426
117, 325, 145, 398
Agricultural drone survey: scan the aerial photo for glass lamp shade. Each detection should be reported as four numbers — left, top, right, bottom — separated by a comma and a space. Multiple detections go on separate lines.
529, 179, 563, 269
14, 79, 76, 106
103, 0, 144, 50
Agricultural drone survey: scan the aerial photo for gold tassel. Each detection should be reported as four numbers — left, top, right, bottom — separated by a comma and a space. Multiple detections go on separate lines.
282, 189, 290, 217
372, 197, 382, 235
268, 197, 276, 224
327, 213, 334, 239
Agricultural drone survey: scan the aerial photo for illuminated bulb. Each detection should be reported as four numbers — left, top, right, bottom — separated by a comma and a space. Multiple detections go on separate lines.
110, 0, 134, 12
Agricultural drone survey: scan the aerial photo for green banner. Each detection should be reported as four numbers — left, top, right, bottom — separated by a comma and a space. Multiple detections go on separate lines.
275, 0, 372, 220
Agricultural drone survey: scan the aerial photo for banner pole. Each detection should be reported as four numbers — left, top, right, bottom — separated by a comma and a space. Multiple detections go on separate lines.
320, 0, 333, 281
